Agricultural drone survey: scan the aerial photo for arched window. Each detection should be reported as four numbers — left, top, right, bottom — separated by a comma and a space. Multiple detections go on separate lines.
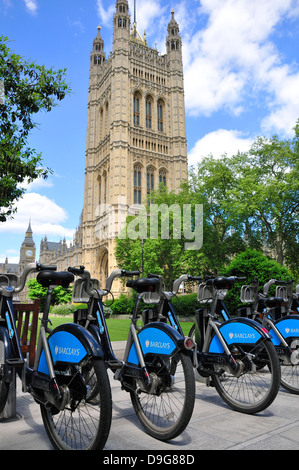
147, 166, 155, 197
102, 170, 107, 203
159, 169, 167, 186
145, 96, 152, 129
134, 164, 142, 204
157, 99, 164, 132
133, 92, 141, 126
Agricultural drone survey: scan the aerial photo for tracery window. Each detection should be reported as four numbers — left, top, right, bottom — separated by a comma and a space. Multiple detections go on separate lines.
133, 92, 141, 126
157, 99, 164, 132
159, 169, 167, 186
147, 166, 155, 196
145, 96, 152, 129
134, 164, 142, 204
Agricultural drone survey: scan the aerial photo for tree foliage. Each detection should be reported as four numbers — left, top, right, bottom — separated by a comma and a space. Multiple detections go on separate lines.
27, 278, 72, 310
0, 35, 70, 221
116, 123, 298, 281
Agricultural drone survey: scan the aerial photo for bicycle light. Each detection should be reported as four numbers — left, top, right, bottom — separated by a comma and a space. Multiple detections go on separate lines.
184, 337, 195, 350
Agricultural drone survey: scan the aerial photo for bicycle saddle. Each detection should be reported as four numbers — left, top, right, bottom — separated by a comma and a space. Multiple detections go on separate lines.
126, 277, 160, 293
206, 277, 235, 289
37, 270, 74, 288
258, 296, 287, 308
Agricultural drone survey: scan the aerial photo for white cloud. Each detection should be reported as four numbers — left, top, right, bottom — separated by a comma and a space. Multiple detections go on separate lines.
188, 129, 253, 166
96, 0, 115, 26
182, 0, 299, 136
0, 193, 75, 239
24, 0, 37, 15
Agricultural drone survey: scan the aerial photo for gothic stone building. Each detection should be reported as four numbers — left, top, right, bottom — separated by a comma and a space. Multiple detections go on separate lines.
40, 0, 187, 289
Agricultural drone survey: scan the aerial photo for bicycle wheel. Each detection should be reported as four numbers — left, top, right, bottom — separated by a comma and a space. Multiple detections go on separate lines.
0, 339, 10, 414
130, 351, 195, 441
0, 376, 9, 414
212, 338, 280, 414
279, 338, 299, 394
40, 357, 112, 450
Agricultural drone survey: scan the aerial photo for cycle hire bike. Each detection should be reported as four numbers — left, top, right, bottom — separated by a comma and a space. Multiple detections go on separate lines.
182, 275, 281, 414
239, 279, 299, 394
0, 262, 112, 450
140, 273, 281, 414
69, 265, 196, 442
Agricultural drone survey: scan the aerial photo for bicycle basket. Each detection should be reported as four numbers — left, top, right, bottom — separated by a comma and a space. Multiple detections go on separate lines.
72, 278, 100, 303
275, 286, 288, 301
197, 284, 215, 303
240, 285, 257, 303
142, 291, 161, 304
0, 273, 18, 288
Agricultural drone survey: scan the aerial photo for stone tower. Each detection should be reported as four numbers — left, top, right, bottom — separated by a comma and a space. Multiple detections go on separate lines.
18, 220, 36, 300
19, 220, 36, 274
81, 0, 187, 285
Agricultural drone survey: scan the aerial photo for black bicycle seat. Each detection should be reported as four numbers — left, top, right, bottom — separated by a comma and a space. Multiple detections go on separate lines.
206, 277, 235, 289
258, 297, 287, 308
126, 277, 160, 293
37, 270, 74, 288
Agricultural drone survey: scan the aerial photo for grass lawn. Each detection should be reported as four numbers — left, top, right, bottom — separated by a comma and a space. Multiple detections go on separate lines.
47, 316, 194, 341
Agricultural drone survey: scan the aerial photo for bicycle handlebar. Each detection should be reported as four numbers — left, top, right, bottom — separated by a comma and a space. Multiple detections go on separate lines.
68, 266, 140, 297
0, 262, 57, 295
172, 275, 203, 295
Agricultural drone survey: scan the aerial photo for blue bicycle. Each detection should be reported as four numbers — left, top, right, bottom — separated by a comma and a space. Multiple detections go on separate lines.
69, 266, 196, 441
0, 263, 112, 450
182, 275, 281, 414
239, 279, 299, 394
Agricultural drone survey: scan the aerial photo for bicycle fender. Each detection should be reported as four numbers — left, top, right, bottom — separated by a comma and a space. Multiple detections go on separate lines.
128, 322, 183, 365
38, 323, 103, 374
209, 317, 269, 354
269, 315, 299, 346
0, 326, 13, 383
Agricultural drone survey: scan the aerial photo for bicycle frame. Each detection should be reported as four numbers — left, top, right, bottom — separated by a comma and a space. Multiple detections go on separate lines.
163, 275, 272, 375
70, 267, 195, 391
240, 279, 299, 365
0, 264, 103, 409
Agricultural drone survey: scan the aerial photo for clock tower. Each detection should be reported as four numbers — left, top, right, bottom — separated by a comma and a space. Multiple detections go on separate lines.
19, 220, 36, 274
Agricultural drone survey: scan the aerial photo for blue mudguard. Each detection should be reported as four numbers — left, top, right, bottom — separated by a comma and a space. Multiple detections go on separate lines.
268, 315, 299, 346
38, 323, 103, 375
128, 322, 184, 365
209, 317, 270, 354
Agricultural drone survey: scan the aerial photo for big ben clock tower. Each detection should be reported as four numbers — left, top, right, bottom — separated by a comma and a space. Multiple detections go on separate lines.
18, 221, 36, 301
19, 220, 36, 273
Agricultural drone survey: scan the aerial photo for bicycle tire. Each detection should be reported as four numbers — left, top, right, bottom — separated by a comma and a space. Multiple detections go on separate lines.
212, 338, 281, 414
40, 357, 112, 450
279, 337, 299, 394
0, 337, 10, 414
0, 376, 9, 414
130, 351, 195, 441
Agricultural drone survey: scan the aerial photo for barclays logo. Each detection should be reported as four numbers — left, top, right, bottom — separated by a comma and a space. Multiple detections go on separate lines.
55, 345, 80, 356
145, 339, 171, 349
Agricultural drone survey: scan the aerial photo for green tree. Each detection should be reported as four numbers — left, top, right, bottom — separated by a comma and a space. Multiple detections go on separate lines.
27, 278, 72, 310
115, 186, 190, 289
228, 126, 299, 268
0, 35, 70, 221
222, 248, 295, 314
185, 156, 247, 274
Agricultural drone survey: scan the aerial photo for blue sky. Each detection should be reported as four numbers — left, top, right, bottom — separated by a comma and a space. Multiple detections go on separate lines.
1, 0, 299, 264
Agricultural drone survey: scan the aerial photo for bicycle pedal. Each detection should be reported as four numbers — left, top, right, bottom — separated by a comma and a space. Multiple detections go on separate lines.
6, 358, 25, 368
107, 359, 123, 369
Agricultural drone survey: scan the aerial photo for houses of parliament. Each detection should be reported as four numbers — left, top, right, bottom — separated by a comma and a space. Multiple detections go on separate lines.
1, 0, 188, 293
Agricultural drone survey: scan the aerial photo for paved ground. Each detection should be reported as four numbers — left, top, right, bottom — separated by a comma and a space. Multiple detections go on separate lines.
1, 341, 299, 451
